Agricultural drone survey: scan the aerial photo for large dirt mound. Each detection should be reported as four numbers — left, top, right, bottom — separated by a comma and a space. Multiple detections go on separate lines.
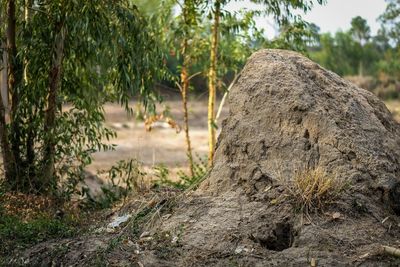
202, 49, 400, 206
12, 49, 400, 266
143, 49, 400, 266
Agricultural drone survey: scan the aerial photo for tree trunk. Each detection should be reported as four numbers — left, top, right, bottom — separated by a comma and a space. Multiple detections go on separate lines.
4, 0, 19, 187
23, 0, 32, 83
0, 84, 13, 185
24, 0, 36, 185
42, 23, 66, 192
180, 0, 194, 177
180, 38, 194, 178
0, 36, 13, 185
1, 50, 8, 110
0, 11, 12, 180
207, 0, 220, 167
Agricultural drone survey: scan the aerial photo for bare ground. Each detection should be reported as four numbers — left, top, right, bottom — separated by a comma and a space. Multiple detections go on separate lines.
87, 98, 228, 180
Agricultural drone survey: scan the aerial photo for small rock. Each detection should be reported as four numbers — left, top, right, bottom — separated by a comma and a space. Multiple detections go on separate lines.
234, 245, 251, 254
108, 214, 131, 228
332, 212, 341, 220
234, 246, 244, 254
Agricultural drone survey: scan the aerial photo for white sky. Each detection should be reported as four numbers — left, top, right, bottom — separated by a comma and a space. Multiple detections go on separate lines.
226, 0, 387, 38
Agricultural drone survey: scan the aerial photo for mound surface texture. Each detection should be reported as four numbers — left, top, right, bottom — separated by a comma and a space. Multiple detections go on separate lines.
148, 49, 400, 266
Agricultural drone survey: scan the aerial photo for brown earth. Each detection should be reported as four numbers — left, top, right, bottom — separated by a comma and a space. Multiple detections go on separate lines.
9, 50, 400, 266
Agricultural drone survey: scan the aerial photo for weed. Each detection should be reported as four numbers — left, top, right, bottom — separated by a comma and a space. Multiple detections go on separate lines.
153, 164, 183, 189
285, 167, 348, 212
154, 154, 208, 190
82, 159, 147, 210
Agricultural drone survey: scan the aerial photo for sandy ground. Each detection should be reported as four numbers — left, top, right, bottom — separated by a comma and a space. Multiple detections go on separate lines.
87, 98, 229, 179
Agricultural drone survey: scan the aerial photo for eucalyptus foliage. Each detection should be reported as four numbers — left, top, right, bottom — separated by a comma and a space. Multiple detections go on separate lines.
0, 0, 163, 196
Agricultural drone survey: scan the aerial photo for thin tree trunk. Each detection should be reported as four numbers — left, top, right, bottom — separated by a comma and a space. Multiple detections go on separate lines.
5, 0, 19, 187
207, 0, 220, 167
0, 85, 13, 183
23, 0, 32, 83
0, 20, 13, 184
180, 0, 194, 177
42, 23, 66, 192
180, 37, 194, 178
24, 0, 36, 184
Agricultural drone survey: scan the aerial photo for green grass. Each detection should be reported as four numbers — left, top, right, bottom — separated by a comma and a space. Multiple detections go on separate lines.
0, 212, 78, 260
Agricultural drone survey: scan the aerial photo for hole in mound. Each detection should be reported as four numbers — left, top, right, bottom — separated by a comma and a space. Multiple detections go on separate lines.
252, 222, 294, 251
389, 182, 400, 216
303, 129, 310, 139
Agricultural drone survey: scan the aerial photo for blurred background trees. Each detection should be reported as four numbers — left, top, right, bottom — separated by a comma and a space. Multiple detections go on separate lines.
309, 2, 399, 99
135, 0, 399, 104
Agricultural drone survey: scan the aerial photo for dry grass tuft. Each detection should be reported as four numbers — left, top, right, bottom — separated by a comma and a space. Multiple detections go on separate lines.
287, 167, 346, 212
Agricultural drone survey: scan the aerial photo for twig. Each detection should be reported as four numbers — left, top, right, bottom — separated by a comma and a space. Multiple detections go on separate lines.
215, 72, 241, 124
188, 71, 202, 81
28, 7, 48, 15
175, 81, 183, 93
155, 82, 180, 92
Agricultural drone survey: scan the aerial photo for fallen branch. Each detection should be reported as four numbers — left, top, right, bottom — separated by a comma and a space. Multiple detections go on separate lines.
382, 245, 400, 258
